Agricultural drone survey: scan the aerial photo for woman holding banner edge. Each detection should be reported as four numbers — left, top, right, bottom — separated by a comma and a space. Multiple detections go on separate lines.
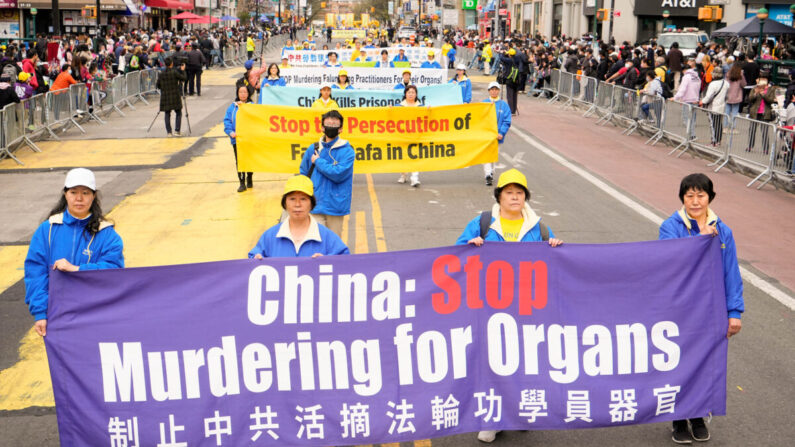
260, 64, 286, 91
449, 63, 472, 103
312, 83, 339, 109
659, 173, 743, 444
24, 168, 125, 337
224, 84, 255, 192
396, 85, 426, 187
249, 175, 349, 259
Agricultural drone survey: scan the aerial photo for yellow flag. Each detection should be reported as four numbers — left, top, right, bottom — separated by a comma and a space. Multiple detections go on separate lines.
236, 103, 499, 173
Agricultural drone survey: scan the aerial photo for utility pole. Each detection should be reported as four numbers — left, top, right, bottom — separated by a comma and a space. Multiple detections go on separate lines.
52, 0, 61, 36
608, 0, 615, 44
255, 0, 259, 28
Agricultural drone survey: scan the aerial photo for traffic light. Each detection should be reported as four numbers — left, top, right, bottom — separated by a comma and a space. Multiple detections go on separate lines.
321, 2, 326, 8
81, 6, 97, 19
596, 9, 610, 22
698, 6, 722, 22
371, 6, 375, 12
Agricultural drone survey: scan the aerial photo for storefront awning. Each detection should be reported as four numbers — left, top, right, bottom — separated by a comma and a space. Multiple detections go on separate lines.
145, 0, 194, 10
18, 0, 128, 10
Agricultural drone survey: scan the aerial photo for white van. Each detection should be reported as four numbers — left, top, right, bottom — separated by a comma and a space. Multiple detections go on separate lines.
656, 28, 709, 57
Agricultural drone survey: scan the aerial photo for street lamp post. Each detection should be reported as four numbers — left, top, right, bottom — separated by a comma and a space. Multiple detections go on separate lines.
662, 9, 670, 31
756, 7, 768, 59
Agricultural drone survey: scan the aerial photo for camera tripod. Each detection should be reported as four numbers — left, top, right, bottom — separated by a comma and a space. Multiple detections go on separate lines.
146, 79, 192, 136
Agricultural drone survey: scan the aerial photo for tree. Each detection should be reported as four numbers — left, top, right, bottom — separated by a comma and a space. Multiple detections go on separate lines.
353, 0, 391, 24
239, 11, 251, 24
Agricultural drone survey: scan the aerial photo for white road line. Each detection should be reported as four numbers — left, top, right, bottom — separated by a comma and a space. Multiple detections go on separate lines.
511, 126, 795, 311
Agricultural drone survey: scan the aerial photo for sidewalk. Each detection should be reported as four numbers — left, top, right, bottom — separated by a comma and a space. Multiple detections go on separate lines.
511, 94, 795, 294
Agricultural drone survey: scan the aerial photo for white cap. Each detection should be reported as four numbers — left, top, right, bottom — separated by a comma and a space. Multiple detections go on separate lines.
64, 168, 96, 191
487, 81, 501, 90
320, 82, 332, 90
456, 63, 466, 70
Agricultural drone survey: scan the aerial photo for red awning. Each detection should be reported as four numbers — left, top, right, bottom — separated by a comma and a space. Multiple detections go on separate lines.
145, 0, 194, 10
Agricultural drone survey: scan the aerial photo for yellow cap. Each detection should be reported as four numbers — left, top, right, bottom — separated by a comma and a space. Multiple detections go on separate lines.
497, 169, 528, 190
338, 69, 348, 76
484, 39, 489, 43
402, 68, 411, 75
508, 48, 516, 56
284, 175, 314, 197
18, 72, 32, 82
428, 50, 435, 56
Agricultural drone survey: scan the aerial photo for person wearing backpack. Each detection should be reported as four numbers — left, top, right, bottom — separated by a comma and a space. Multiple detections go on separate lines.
501, 48, 521, 114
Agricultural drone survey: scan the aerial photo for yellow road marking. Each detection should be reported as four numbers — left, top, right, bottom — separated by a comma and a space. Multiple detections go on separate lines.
365, 174, 387, 253
0, 138, 198, 170
341, 214, 350, 247
355, 210, 369, 254
414, 440, 433, 446
0, 328, 54, 410
0, 245, 27, 293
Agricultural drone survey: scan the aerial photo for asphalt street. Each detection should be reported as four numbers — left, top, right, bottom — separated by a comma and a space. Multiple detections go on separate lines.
0, 37, 793, 447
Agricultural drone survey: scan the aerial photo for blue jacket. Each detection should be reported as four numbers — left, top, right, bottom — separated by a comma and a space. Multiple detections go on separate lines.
299, 136, 355, 216
659, 208, 744, 319
332, 84, 354, 90
261, 77, 286, 89
392, 54, 409, 62
24, 211, 124, 321
449, 76, 472, 103
394, 82, 410, 90
323, 61, 342, 67
456, 204, 554, 244
481, 97, 511, 144
448, 47, 457, 63
421, 61, 442, 69
223, 102, 239, 145
374, 60, 392, 68
248, 217, 349, 258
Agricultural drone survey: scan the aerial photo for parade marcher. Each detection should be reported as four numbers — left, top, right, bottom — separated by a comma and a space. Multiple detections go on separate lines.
298, 110, 355, 237
396, 85, 424, 187
392, 48, 409, 64
420, 50, 441, 68
261, 63, 286, 89
353, 49, 371, 62
156, 56, 187, 137
333, 69, 354, 90
249, 175, 349, 259
374, 49, 391, 68
24, 168, 125, 337
279, 56, 291, 69
449, 63, 472, 103
323, 51, 342, 67
312, 83, 339, 109
659, 173, 743, 444
224, 84, 255, 192
394, 68, 412, 90
481, 82, 511, 186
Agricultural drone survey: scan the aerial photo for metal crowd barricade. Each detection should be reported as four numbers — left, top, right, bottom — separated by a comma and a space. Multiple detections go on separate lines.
605, 86, 641, 135
713, 116, 779, 188
23, 93, 48, 140
140, 69, 159, 97
544, 69, 561, 103
772, 126, 795, 178
554, 71, 574, 107
90, 79, 113, 119
687, 106, 728, 159
111, 74, 133, 113
652, 100, 695, 155
45, 87, 84, 137
126, 71, 148, 106
562, 72, 581, 109
572, 76, 598, 114
2, 101, 40, 165
70, 83, 100, 126
589, 81, 614, 120
638, 95, 666, 144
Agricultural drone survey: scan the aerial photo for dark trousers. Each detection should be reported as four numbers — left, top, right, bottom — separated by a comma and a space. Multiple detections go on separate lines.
232, 143, 253, 183
708, 112, 723, 144
748, 119, 771, 153
506, 85, 518, 114
164, 109, 182, 134
247, 50, 253, 59
186, 68, 201, 95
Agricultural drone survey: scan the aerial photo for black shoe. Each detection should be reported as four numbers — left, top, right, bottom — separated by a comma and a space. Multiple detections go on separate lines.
485, 175, 493, 186
689, 418, 710, 442
672, 420, 693, 444
246, 174, 253, 188
237, 183, 246, 193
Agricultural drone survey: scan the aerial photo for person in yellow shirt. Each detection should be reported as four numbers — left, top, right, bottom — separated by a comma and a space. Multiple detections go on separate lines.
482, 39, 493, 73
279, 56, 290, 69
246, 34, 255, 60
441, 40, 453, 68
312, 84, 339, 109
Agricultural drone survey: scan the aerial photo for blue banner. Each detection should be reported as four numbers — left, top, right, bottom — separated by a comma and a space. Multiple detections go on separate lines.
259, 84, 464, 108
44, 238, 728, 446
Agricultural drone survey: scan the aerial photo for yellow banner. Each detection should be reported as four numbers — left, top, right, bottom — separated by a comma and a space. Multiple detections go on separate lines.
331, 29, 366, 39
236, 103, 499, 173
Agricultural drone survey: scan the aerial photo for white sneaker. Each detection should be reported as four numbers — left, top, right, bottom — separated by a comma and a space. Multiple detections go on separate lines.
478, 430, 500, 443
397, 174, 407, 184
411, 178, 420, 187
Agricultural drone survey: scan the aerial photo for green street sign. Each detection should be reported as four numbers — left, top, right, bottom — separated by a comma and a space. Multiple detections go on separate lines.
462, 0, 477, 10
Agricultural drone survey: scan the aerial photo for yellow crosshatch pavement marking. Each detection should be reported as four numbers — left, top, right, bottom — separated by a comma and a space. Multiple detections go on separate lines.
0, 245, 27, 293
0, 137, 200, 170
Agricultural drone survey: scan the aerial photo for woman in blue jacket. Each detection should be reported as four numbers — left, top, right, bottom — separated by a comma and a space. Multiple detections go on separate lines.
224, 84, 254, 192
456, 168, 561, 445
481, 81, 512, 186
249, 175, 349, 258
24, 168, 124, 337
659, 173, 743, 444
260, 64, 286, 92
449, 63, 472, 103
332, 69, 354, 90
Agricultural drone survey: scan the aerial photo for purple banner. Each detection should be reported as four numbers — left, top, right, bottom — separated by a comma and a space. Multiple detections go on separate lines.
45, 237, 728, 446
